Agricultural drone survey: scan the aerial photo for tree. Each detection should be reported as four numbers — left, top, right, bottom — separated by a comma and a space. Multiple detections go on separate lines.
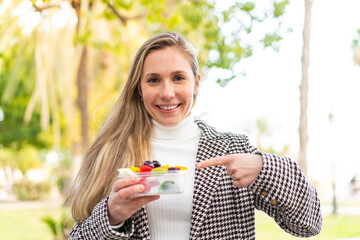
299, 0, 313, 176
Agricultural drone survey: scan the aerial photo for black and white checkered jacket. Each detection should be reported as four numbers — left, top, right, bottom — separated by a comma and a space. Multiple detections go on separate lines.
70, 120, 322, 239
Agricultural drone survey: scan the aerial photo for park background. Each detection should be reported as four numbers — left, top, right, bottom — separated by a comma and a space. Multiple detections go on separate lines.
1, 0, 360, 239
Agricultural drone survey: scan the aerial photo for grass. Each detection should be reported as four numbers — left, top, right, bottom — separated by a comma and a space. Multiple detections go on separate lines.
0, 207, 62, 240
255, 210, 360, 240
0, 206, 360, 240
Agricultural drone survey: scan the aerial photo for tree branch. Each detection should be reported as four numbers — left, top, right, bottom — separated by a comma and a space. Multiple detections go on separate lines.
32, 2, 61, 12
108, 2, 146, 25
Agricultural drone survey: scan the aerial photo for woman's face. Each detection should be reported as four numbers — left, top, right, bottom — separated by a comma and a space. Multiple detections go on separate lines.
139, 47, 200, 127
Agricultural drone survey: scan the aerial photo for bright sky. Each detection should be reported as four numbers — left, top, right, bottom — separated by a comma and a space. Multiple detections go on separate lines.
193, 0, 360, 200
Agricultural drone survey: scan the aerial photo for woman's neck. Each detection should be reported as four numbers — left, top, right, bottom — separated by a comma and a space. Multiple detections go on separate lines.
152, 113, 197, 140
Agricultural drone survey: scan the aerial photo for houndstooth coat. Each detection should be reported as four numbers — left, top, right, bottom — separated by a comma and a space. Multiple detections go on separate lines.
69, 120, 322, 239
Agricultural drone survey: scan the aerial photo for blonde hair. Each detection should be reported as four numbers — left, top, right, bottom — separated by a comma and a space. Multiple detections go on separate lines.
65, 31, 200, 223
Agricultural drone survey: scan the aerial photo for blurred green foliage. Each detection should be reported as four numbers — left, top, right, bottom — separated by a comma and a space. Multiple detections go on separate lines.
352, 28, 360, 47
13, 181, 51, 200
273, 0, 289, 18
2, 146, 42, 172
42, 209, 74, 240
0, 30, 49, 150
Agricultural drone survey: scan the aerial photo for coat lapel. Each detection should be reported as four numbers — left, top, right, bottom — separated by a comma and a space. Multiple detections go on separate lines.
190, 121, 230, 239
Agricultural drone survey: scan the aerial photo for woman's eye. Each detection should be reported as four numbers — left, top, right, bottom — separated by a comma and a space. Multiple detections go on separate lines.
148, 78, 159, 83
174, 76, 185, 81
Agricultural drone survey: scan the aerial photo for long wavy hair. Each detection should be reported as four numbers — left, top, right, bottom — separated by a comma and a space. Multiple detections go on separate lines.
65, 31, 200, 223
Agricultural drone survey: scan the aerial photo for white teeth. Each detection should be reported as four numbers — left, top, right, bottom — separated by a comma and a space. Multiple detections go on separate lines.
159, 105, 178, 110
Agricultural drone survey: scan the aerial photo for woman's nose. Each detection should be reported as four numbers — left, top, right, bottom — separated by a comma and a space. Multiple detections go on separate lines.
160, 82, 175, 99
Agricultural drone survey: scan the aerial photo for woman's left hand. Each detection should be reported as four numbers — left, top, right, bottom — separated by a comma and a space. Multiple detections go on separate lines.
196, 154, 263, 188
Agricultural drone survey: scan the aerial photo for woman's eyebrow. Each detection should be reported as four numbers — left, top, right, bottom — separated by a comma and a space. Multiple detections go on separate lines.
171, 70, 188, 76
144, 71, 188, 78
144, 73, 160, 78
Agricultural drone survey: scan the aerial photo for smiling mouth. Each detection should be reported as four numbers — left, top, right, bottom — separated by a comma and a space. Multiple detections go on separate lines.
156, 104, 181, 110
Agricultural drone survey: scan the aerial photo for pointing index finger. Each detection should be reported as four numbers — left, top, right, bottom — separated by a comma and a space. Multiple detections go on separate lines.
196, 155, 233, 168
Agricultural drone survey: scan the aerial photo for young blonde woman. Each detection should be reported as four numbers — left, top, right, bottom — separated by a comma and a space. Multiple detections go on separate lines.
66, 31, 322, 239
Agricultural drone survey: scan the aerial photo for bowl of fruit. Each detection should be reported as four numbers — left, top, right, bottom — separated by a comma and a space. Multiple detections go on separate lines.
117, 160, 187, 196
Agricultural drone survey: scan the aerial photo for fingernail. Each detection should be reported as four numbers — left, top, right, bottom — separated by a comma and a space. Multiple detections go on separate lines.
196, 163, 202, 168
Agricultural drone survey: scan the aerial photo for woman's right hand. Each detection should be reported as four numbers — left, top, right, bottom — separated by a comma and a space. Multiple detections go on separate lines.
107, 177, 160, 226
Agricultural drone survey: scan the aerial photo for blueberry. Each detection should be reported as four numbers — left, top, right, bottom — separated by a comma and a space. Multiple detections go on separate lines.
152, 160, 161, 168
168, 167, 180, 172
143, 161, 154, 168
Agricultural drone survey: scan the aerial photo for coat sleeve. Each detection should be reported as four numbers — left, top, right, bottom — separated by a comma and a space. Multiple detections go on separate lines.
247, 148, 323, 237
233, 135, 323, 237
69, 196, 134, 240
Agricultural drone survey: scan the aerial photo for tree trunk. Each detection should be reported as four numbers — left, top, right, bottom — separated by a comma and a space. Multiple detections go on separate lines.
299, 0, 313, 176
73, 0, 90, 152
76, 47, 89, 151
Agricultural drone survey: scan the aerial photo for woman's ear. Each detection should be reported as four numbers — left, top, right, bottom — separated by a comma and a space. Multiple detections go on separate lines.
194, 74, 200, 94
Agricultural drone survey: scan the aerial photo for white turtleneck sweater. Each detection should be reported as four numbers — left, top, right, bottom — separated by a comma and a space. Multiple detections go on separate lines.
145, 114, 202, 240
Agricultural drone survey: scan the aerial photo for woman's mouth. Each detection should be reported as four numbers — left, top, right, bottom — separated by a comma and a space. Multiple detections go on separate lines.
156, 104, 181, 112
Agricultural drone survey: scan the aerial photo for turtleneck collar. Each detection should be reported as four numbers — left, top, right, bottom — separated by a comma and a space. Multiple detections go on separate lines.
152, 113, 199, 140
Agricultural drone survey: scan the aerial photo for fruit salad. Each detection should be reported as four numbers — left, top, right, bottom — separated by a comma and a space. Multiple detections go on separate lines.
117, 161, 187, 196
